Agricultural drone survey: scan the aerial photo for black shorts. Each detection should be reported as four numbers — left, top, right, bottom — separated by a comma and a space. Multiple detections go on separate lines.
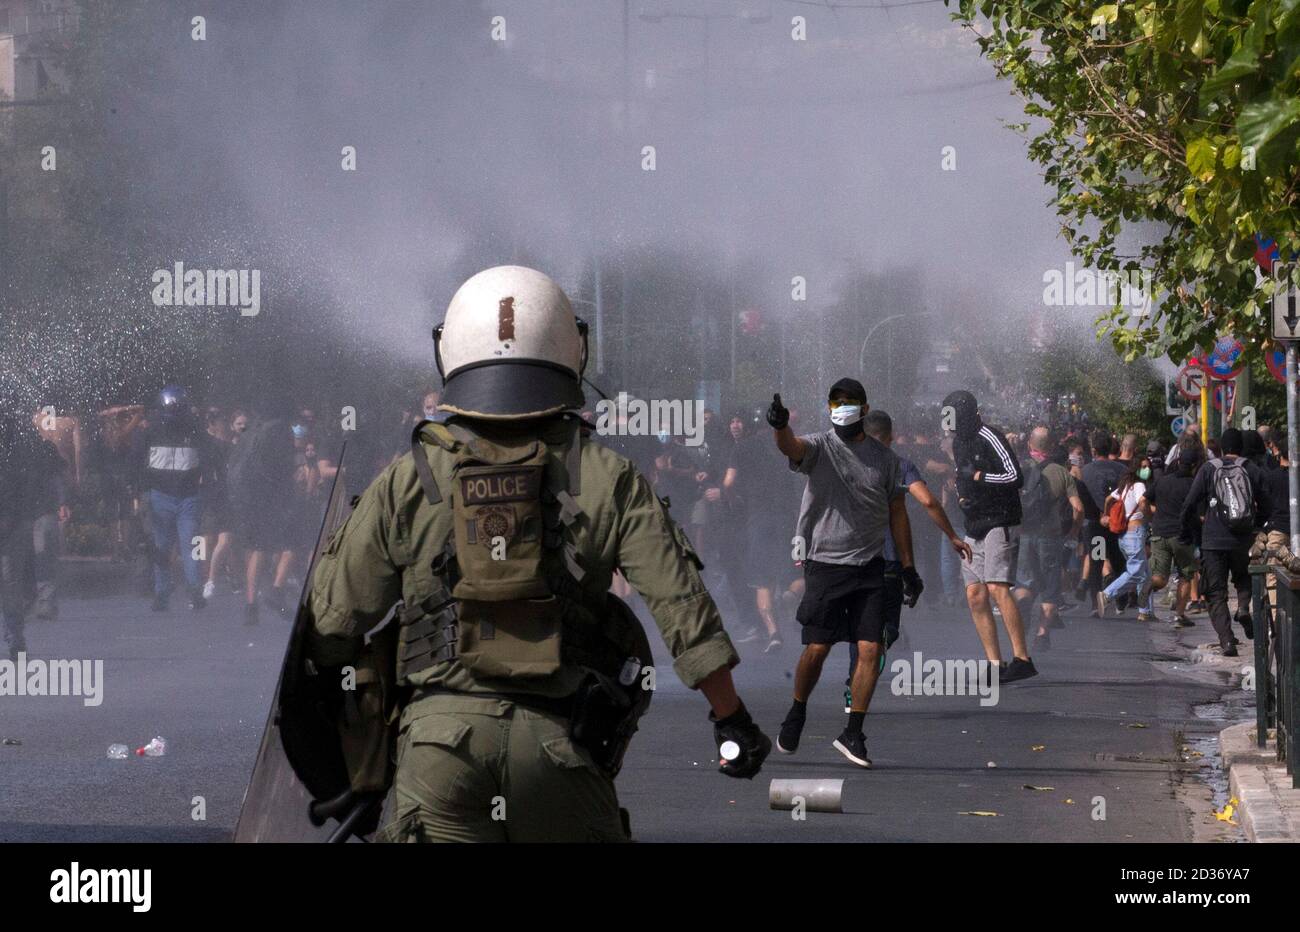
795, 558, 887, 645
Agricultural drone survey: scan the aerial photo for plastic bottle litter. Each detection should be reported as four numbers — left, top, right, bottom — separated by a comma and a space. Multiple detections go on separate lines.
135, 737, 167, 757
107, 744, 129, 759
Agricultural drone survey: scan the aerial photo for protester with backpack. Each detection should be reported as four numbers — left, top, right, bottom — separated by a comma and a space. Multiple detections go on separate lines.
1013, 427, 1083, 651
1178, 428, 1271, 656
1097, 459, 1155, 620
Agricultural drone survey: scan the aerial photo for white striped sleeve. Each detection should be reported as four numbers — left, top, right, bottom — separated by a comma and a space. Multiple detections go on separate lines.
978, 427, 1019, 484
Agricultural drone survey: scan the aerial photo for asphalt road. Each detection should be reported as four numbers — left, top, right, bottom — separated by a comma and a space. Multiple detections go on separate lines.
0, 575, 1245, 843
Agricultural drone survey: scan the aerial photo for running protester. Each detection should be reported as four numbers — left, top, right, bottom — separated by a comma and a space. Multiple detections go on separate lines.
1013, 427, 1083, 651
840, 410, 972, 711
1178, 428, 1270, 656
1147, 441, 1202, 628
942, 390, 1037, 683
767, 380, 921, 768
136, 386, 214, 612
1079, 431, 1128, 615
1097, 459, 1155, 620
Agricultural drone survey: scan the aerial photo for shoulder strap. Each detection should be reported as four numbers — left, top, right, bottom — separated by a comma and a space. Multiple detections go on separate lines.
410, 420, 449, 506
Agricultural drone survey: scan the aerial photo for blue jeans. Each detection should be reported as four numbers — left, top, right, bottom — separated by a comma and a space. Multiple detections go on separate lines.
1103, 525, 1153, 612
149, 490, 203, 597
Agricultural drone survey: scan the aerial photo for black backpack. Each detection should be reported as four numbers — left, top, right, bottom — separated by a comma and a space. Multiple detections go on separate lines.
1209, 457, 1255, 533
1020, 462, 1053, 531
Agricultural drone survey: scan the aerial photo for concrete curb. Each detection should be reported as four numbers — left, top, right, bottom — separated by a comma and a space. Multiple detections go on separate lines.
1218, 721, 1300, 842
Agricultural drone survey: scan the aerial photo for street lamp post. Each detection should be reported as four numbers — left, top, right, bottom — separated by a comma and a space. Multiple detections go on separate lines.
857, 312, 938, 401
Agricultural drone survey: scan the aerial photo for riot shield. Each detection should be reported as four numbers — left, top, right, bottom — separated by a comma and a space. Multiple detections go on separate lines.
234, 444, 366, 842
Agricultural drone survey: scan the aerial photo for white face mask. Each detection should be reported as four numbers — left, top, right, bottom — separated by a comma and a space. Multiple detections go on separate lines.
829, 404, 862, 426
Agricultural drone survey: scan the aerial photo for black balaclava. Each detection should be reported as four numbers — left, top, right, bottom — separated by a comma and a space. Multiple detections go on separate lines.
1220, 427, 1244, 456
828, 377, 867, 441
942, 389, 981, 440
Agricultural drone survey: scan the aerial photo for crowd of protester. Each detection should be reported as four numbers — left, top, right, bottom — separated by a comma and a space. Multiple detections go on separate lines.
1, 381, 1292, 667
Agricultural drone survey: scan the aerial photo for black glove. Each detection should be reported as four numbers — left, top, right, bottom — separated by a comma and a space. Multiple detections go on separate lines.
766, 393, 790, 430
901, 566, 924, 608
711, 703, 771, 779
957, 463, 979, 482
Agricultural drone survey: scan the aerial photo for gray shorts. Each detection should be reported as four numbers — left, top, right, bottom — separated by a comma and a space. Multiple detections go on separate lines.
962, 525, 1021, 587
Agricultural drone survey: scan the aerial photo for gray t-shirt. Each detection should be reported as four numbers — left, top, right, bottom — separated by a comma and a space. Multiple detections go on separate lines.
790, 430, 903, 566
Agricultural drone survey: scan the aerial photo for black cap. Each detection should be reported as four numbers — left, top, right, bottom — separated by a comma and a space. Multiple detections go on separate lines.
828, 378, 866, 403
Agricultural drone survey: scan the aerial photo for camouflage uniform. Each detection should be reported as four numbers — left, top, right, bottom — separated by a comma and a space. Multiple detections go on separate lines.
308, 417, 739, 842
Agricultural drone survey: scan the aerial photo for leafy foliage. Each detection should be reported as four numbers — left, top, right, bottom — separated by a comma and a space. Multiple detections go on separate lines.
949, 0, 1300, 365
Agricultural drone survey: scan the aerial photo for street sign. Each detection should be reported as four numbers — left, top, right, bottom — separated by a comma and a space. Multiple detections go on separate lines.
1176, 362, 1207, 400
1272, 263, 1300, 341
1212, 381, 1235, 414
1268, 345, 1287, 383
1165, 375, 1183, 415
1205, 336, 1245, 380
1171, 415, 1188, 438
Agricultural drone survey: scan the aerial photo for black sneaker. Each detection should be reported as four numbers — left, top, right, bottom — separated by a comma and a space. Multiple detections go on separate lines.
150, 594, 169, 612
1001, 657, 1039, 683
832, 729, 872, 768
1235, 613, 1254, 640
777, 705, 806, 755
1172, 615, 1194, 628
1221, 643, 1239, 657
188, 588, 207, 611
1033, 632, 1051, 652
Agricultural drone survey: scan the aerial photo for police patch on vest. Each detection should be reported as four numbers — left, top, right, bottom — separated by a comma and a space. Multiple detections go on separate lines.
463, 503, 539, 546
459, 468, 540, 505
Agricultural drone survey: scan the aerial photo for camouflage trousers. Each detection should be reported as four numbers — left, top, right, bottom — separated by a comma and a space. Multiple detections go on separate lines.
378, 693, 631, 843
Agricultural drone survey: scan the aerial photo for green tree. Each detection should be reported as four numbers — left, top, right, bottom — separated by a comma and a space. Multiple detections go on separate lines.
949, 0, 1300, 366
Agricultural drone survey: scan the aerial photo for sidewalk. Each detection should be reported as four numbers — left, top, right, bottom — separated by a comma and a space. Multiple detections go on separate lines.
1219, 722, 1300, 842
1169, 608, 1300, 842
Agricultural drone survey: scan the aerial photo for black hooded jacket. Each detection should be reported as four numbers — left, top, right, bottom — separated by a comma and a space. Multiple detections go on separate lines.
944, 392, 1023, 540
953, 424, 1024, 539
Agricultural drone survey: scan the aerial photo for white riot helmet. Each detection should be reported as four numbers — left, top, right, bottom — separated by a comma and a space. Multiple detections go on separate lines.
433, 266, 589, 419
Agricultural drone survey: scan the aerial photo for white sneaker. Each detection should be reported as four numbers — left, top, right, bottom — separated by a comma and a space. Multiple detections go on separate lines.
202, 580, 216, 600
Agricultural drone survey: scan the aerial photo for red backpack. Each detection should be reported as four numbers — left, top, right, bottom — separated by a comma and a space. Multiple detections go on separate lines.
1102, 491, 1129, 532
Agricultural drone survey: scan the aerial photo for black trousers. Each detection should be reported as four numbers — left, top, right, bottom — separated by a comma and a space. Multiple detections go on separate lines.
1083, 521, 1123, 594
1199, 547, 1251, 649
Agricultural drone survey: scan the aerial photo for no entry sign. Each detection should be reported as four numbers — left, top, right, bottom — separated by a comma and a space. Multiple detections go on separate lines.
1176, 362, 1208, 400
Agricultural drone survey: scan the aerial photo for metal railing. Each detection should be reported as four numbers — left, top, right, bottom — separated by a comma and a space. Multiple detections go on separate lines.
1250, 563, 1299, 787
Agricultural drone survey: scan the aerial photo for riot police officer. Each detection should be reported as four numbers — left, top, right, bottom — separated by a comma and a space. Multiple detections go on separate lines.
307, 266, 770, 842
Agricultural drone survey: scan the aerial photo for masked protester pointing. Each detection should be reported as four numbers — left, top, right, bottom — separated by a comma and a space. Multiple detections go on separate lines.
305, 265, 769, 843
769, 377, 920, 769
